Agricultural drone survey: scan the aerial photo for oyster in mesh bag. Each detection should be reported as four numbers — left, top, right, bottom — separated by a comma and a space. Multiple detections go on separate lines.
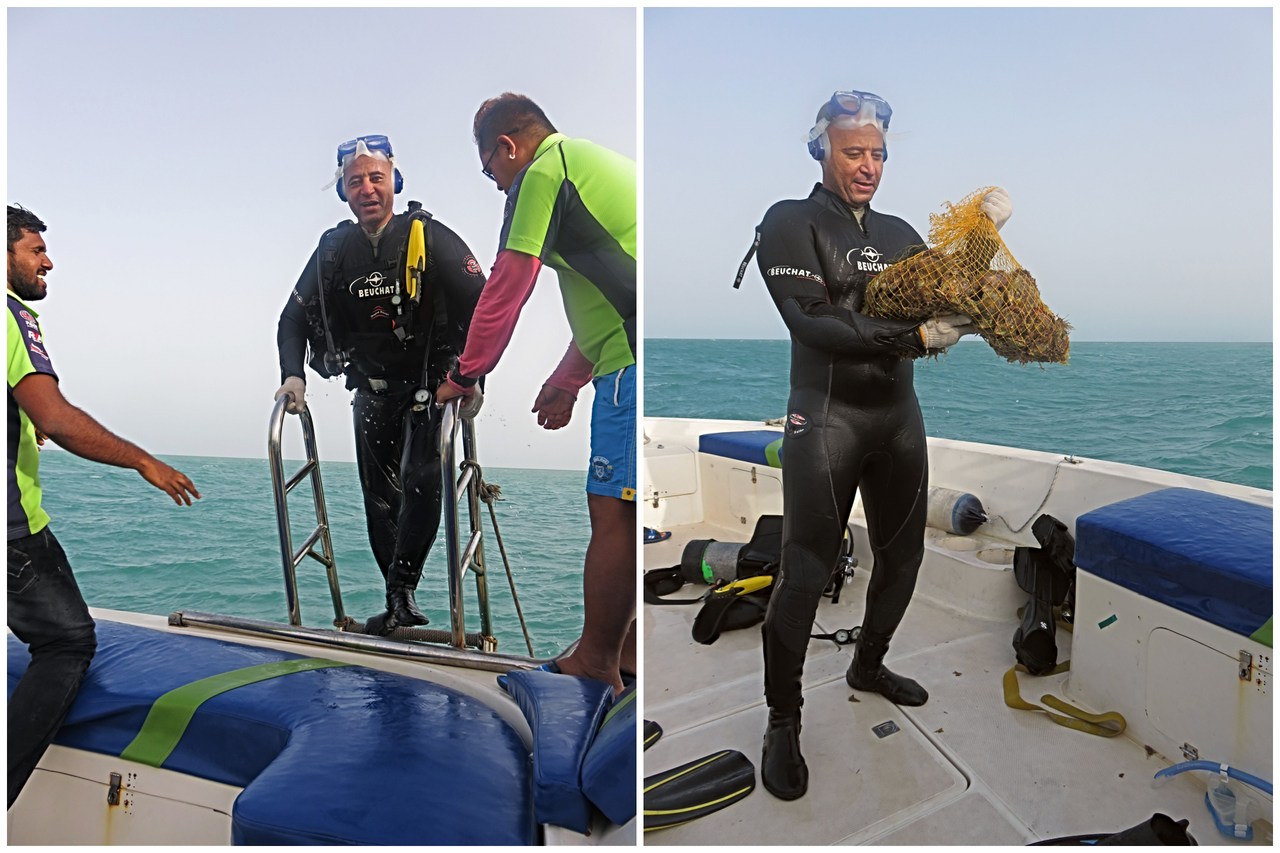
864, 187, 1070, 364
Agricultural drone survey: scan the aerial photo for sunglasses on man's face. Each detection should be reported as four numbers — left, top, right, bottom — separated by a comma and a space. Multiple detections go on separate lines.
481, 128, 521, 182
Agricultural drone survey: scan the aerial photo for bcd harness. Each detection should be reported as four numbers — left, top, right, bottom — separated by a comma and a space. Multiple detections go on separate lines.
313, 203, 447, 408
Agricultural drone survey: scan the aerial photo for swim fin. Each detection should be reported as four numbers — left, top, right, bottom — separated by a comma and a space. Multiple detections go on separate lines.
643, 749, 756, 831
644, 720, 663, 751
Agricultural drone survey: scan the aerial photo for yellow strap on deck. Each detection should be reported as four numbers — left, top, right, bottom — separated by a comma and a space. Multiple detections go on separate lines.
1002, 661, 1126, 738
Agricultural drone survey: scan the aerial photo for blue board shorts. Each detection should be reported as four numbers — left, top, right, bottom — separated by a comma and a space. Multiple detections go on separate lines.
587, 365, 636, 501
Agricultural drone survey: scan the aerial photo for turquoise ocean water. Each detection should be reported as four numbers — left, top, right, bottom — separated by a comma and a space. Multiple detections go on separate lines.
38, 454, 589, 659
32, 341, 1271, 656
645, 340, 1272, 491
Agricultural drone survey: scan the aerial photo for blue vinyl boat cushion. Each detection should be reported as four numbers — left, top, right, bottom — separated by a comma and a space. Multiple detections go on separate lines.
501, 669, 615, 833
580, 684, 637, 825
7, 620, 536, 845
698, 430, 784, 467
1074, 488, 1272, 644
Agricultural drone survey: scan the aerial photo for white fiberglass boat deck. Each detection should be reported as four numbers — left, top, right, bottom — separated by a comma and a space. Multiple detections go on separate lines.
642, 416, 1272, 846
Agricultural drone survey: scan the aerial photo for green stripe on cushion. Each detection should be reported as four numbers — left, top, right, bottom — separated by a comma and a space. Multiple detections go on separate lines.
120, 658, 351, 767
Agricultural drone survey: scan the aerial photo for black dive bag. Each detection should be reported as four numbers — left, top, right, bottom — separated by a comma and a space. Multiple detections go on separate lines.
1011, 514, 1077, 675
642, 516, 783, 644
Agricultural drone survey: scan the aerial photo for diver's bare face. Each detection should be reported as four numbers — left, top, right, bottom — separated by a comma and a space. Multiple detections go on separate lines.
821, 123, 885, 208
7, 230, 52, 301
343, 156, 396, 233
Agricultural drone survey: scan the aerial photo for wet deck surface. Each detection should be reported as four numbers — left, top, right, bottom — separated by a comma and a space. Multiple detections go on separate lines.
642, 523, 1267, 846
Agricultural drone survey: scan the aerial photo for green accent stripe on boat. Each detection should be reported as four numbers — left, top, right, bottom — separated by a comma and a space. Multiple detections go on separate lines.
120, 658, 352, 767
764, 438, 783, 468
1250, 617, 1272, 648
600, 685, 636, 729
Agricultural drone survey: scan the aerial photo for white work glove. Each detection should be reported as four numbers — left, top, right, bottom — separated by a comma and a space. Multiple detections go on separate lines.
459, 385, 484, 420
920, 314, 975, 351
981, 187, 1013, 231
274, 376, 306, 414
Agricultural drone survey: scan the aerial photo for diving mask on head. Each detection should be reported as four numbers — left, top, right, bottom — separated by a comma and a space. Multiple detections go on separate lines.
807, 90, 893, 162
325, 134, 404, 200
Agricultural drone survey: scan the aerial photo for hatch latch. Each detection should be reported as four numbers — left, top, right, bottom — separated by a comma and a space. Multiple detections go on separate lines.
107, 772, 123, 806
1238, 650, 1253, 682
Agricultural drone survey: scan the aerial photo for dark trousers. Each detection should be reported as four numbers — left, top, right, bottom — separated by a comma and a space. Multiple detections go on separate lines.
352, 387, 444, 591
7, 527, 97, 808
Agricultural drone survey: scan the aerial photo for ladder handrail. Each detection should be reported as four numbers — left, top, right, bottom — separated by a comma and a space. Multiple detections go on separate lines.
266, 395, 497, 651
438, 399, 495, 650
268, 395, 345, 627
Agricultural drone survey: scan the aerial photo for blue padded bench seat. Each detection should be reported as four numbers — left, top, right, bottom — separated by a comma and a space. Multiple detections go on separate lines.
698, 430, 784, 468
1074, 488, 1272, 645
580, 684, 636, 827
7, 620, 536, 845
502, 670, 636, 833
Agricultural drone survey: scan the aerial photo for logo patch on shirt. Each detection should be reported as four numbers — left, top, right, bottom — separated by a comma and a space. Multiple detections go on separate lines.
369, 305, 391, 320
26, 330, 42, 343
463, 255, 483, 277
847, 246, 888, 272
19, 310, 34, 322
349, 270, 396, 299
766, 265, 824, 284
785, 412, 811, 438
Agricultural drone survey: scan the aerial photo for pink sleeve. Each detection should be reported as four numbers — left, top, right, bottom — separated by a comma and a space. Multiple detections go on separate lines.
455, 249, 543, 381
544, 340, 594, 397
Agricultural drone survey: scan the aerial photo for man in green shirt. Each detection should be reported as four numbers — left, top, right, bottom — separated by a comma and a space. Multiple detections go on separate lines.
437, 94, 635, 693
7, 205, 200, 808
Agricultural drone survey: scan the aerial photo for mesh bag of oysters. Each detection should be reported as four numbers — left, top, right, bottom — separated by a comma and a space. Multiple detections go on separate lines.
864, 186, 1070, 364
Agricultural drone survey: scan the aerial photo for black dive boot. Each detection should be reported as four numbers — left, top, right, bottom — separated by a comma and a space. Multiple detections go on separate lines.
761, 624, 809, 800
387, 586, 428, 628
365, 563, 429, 636
845, 630, 928, 706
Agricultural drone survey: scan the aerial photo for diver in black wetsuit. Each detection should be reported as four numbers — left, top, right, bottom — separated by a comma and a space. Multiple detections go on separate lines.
275, 136, 485, 636
750, 92, 1013, 800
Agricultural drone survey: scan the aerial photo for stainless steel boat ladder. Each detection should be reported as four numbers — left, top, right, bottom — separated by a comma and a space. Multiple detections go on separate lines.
438, 397, 498, 650
267, 394, 346, 629
266, 395, 504, 651
168, 396, 543, 672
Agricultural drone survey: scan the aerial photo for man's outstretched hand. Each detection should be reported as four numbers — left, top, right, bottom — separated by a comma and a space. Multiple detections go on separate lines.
532, 384, 575, 430
138, 457, 201, 506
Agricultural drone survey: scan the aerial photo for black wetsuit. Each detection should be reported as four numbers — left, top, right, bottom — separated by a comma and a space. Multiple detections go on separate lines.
755, 183, 930, 715
277, 211, 484, 605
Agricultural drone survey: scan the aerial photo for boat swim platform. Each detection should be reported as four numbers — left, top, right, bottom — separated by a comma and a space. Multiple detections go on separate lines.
642, 522, 1269, 846
7, 615, 634, 845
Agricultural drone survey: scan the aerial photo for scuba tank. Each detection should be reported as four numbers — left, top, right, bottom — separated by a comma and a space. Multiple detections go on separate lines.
678, 528, 779, 586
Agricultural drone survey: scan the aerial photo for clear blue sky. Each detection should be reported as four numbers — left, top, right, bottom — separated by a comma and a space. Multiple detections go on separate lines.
643, 7, 1273, 343
7, 7, 636, 465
